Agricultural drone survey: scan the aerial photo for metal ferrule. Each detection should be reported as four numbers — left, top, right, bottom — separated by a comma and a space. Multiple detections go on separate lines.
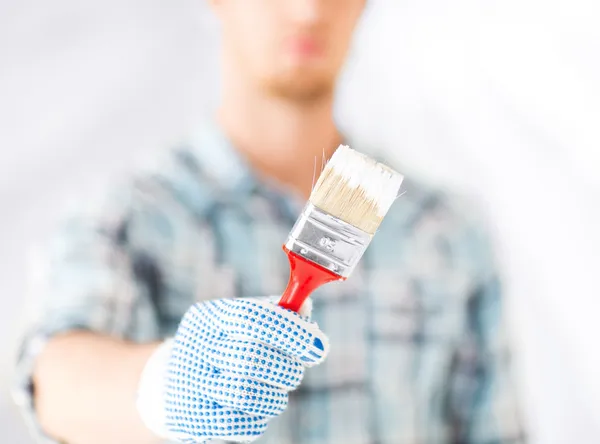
285, 203, 372, 278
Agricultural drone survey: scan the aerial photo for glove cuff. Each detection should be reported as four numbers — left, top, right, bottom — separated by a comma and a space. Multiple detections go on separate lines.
136, 338, 174, 441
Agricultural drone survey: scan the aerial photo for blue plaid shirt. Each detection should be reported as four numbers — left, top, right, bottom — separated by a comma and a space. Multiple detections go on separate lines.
14, 121, 524, 444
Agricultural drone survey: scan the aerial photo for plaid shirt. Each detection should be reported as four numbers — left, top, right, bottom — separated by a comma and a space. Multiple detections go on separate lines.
14, 121, 524, 444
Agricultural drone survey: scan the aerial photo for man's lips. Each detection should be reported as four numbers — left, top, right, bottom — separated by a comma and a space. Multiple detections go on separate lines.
287, 36, 324, 58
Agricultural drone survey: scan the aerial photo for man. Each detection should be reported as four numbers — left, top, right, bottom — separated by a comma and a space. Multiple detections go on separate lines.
14, 1, 524, 443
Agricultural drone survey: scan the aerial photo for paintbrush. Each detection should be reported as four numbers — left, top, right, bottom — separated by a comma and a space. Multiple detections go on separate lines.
278, 145, 404, 312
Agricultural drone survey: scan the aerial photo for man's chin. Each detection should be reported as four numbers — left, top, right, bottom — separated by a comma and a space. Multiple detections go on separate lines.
262, 74, 336, 103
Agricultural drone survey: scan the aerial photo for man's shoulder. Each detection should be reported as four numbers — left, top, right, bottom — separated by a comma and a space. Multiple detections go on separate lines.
110, 123, 235, 221
383, 169, 485, 230
55, 133, 223, 250
378, 169, 498, 278
346, 141, 485, 239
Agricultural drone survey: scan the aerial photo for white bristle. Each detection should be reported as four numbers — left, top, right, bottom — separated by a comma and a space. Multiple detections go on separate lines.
310, 145, 404, 234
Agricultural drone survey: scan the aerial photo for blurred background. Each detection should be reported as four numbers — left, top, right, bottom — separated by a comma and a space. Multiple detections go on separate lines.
1, 0, 599, 442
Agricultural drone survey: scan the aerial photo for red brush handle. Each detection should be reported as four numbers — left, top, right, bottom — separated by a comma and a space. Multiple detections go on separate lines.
278, 245, 343, 313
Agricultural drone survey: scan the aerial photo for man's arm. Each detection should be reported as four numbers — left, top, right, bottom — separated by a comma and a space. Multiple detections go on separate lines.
33, 332, 160, 444
446, 276, 526, 443
439, 200, 525, 443
13, 180, 167, 443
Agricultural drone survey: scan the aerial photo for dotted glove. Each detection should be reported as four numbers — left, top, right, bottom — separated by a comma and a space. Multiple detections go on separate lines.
137, 297, 329, 443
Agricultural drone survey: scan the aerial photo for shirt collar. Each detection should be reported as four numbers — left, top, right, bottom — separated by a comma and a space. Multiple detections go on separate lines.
189, 119, 307, 221
188, 119, 362, 223
189, 119, 256, 195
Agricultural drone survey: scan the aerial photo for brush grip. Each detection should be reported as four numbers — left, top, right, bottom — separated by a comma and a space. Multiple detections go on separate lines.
279, 246, 342, 313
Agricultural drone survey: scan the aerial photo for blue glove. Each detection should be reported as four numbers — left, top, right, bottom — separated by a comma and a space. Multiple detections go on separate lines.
139, 297, 329, 443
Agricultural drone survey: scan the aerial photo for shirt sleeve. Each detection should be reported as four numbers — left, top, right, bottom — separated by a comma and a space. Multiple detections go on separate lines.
12, 181, 163, 443
445, 220, 526, 443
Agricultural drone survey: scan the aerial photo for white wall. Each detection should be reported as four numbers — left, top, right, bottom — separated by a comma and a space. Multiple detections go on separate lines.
1, 0, 599, 442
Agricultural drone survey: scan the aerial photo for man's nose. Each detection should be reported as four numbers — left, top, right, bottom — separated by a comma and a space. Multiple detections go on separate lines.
288, 0, 326, 26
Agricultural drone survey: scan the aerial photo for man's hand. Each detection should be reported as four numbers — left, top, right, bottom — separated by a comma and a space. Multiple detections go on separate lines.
139, 297, 329, 443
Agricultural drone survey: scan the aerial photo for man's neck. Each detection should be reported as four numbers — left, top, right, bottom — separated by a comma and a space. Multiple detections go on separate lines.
217, 79, 341, 199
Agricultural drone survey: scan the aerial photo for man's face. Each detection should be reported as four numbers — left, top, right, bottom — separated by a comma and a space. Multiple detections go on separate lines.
213, 0, 365, 101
